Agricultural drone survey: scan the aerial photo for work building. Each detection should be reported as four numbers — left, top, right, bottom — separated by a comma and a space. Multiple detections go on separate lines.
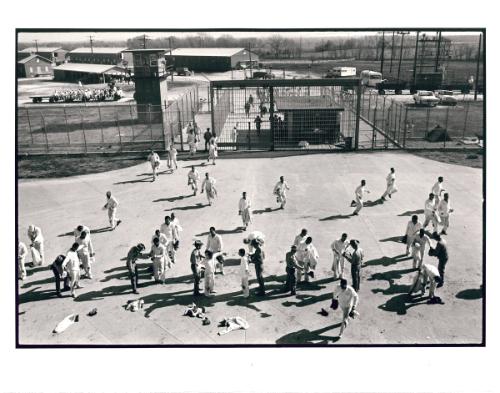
17, 47, 67, 65
53, 63, 127, 84
17, 55, 54, 78
67, 47, 128, 65
168, 48, 259, 72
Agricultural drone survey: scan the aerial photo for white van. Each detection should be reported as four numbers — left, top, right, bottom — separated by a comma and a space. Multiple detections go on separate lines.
360, 70, 383, 87
325, 67, 357, 78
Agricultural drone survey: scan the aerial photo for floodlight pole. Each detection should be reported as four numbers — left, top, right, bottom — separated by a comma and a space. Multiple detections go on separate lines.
412, 31, 420, 89
354, 80, 362, 150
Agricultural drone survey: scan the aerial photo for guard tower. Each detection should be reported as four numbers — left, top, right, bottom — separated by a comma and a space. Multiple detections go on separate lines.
126, 49, 168, 122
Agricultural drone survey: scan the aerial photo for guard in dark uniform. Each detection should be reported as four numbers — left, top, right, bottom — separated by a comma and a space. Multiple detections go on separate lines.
283, 245, 304, 295
51, 254, 71, 298
126, 243, 145, 294
190, 240, 204, 296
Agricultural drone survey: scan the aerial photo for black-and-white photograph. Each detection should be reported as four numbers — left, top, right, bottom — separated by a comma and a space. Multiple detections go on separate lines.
15, 27, 485, 346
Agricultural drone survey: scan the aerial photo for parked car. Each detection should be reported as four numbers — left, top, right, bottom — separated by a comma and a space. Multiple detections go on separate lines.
413, 90, 440, 107
176, 67, 193, 76
250, 71, 275, 79
434, 90, 458, 106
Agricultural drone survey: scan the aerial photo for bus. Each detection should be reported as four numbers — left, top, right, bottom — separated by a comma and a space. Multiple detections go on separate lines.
325, 67, 357, 78
360, 70, 383, 87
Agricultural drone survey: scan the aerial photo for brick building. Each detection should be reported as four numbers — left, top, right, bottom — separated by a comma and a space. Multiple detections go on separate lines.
17, 55, 53, 78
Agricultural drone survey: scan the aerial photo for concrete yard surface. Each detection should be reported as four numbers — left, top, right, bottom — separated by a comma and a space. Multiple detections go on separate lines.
17, 151, 483, 345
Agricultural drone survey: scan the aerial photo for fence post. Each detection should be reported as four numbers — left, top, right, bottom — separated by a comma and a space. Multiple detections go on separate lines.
80, 108, 88, 153
41, 114, 49, 153
463, 102, 470, 140
367, 90, 372, 123
63, 105, 71, 144
354, 82, 362, 150
402, 106, 408, 148
148, 104, 153, 142
116, 111, 123, 151
444, 107, 450, 149
247, 122, 251, 150
128, 102, 135, 140
269, 86, 275, 151
372, 103, 377, 149
210, 84, 215, 138
97, 104, 105, 143
26, 108, 34, 144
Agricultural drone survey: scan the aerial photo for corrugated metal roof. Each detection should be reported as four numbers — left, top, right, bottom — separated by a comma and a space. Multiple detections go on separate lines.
170, 48, 247, 57
53, 63, 126, 74
19, 47, 63, 53
17, 54, 53, 64
69, 47, 128, 54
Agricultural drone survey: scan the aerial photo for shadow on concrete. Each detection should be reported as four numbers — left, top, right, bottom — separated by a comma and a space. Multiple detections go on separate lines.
154, 194, 192, 203
74, 281, 159, 302
169, 203, 206, 211
21, 276, 55, 288
141, 289, 196, 318
282, 292, 331, 308
275, 323, 343, 344
379, 236, 404, 243
398, 209, 424, 217
136, 169, 173, 177
319, 214, 351, 221
90, 226, 114, 234
182, 163, 208, 169
196, 227, 244, 236
18, 286, 60, 304
378, 293, 430, 315
113, 177, 153, 185
363, 254, 411, 267
456, 287, 483, 300
27, 266, 49, 275
253, 207, 280, 215
104, 266, 128, 274
364, 198, 384, 207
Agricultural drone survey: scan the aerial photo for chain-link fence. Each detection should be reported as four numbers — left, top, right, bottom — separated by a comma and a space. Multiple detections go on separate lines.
210, 79, 362, 151
17, 85, 200, 154
356, 89, 484, 149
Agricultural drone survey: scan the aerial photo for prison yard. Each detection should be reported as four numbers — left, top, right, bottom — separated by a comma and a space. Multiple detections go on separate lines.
16, 32, 485, 345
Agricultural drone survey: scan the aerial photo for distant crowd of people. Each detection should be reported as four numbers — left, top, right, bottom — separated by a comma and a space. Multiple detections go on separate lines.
51, 84, 123, 103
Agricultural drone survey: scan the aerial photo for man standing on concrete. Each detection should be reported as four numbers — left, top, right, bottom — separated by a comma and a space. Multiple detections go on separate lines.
297, 237, 318, 283
352, 180, 370, 216
381, 167, 398, 201
423, 193, 438, 233
18, 242, 28, 281
76, 231, 94, 279
437, 193, 453, 235
74, 224, 90, 241
204, 128, 212, 152
249, 238, 266, 296
294, 228, 308, 248
169, 144, 178, 170
187, 166, 200, 196
408, 262, 442, 303
404, 215, 422, 256
429, 234, 448, 288
411, 229, 431, 269
147, 150, 161, 181
160, 216, 179, 265
254, 115, 262, 136
343, 240, 364, 292
27, 224, 44, 266
331, 278, 359, 338
207, 227, 224, 275
126, 243, 146, 294
238, 192, 252, 230
150, 237, 167, 283
61, 242, 82, 298
103, 191, 121, 230
431, 176, 446, 204
51, 254, 71, 297
331, 233, 349, 279
201, 172, 217, 206
283, 245, 304, 296
190, 240, 204, 296
273, 176, 290, 209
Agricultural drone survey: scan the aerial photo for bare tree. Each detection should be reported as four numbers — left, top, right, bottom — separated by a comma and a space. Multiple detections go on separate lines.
268, 34, 284, 58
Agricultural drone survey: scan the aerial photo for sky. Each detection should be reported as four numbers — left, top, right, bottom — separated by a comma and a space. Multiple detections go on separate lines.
17, 30, 482, 44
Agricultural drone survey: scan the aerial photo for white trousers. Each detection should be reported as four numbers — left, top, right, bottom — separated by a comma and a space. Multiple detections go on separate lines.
332, 253, 345, 278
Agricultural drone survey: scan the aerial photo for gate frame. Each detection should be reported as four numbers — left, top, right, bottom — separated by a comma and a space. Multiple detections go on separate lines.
210, 78, 362, 151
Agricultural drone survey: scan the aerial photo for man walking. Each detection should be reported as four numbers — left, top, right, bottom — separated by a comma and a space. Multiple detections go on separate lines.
126, 243, 146, 294
201, 173, 218, 206
343, 240, 364, 292
238, 192, 252, 230
411, 229, 431, 269
437, 193, 453, 235
381, 167, 398, 201
187, 166, 200, 195
169, 144, 178, 170
190, 240, 204, 296
160, 216, 179, 264
331, 233, 349, 279
431, 176, 446, 204
103, 191, 121, 230
150, 237, 167, 283
27, 224, 44, 266
297, 237, 318, 283
18, 242, 28, 280
207, 227, 224, 275
204, 128, 212, 152
74, 225, 90, 241
249, 238, 266, 296
76, 231, 95, 279
273, 176, 290, 209
429, 234, 448, 288
423, 193, 438, 233
331, 278, 359, 338
254, 115, 262, 136
61, 242, 82, 298
283, 245, 304, 296
294, 228, 308, 248
352, 180, 370, 216
404, 215, 422, 256
147, 150, 161, 181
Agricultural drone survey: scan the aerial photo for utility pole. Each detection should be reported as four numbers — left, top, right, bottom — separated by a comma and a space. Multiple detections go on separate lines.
140, 34, 150, 49
396, 31, 410, 80
412, 31, 420, 89
248, 41, 253, 78
435, 31, 442, 72
34, 39, 39, 53
389, 31, 395, 73
89, 35, 94, 54
474, 33, 482, 101
169, 36, 174, 81
380, 31, 385, 74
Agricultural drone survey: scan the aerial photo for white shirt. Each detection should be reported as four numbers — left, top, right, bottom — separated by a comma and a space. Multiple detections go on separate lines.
422, 263, 440, 279
274, 181, 290, 195
386, 172, 395, 186
169, 148, 178, 159
160, 223, 178, 241
239, 198, 251, 212
202, 177, 216, 192
206, 234, 223, 252
333, 285, 359, 310
151, 232, 168, 246
62, 250, 80, 271
148, 152, 160, 165
239, 256, 250, 278
18, 242, 28, 259
150, 244, 166, 260
204, 257, 217, 275
331, 239, 348, 255
74, 225, 90, 240
188, 170, 200, 183
305, 243, 319, 264
27, 226, 44, 243
432, 181, 444, 197
76, 237, 94, 256
105, 196, 119, 210
406, 221, 422, 237
294, 234, 306, 248
413, 234, 431, 247
437, 199, 452, 216
247, 231, 265, 242
424, 198, 437, 214
355, 185, 367, 199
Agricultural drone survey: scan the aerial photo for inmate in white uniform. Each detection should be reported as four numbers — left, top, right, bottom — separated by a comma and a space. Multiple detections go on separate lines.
187, 169, 200, 194
382, 171, 398, 199
353, 184, 369, 214
62, 250, 81, 297
331, 238, 348, 278
431, 181, 445, 204
405, 220, 422, 254
240, 256, 250, 298
27, 225, 44, 265
411, 233, 431, 269
423, 197, 439, 232
147, 152, 161, 180
332, 284, 359, 336
273, 180, 290, 208
18, 242, 28, 280
238, 197, 252, 228
76, 236, 94, 278
437, 199, 452, 232
201, 176, 217, 205
104, 195, 119, 229
150, 243, 167, 282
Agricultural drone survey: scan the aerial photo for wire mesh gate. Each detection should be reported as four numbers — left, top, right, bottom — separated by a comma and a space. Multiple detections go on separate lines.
210, 79, 362, 151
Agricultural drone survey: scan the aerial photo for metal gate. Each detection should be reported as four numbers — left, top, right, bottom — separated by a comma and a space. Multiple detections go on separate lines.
210, 79, 362, 151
